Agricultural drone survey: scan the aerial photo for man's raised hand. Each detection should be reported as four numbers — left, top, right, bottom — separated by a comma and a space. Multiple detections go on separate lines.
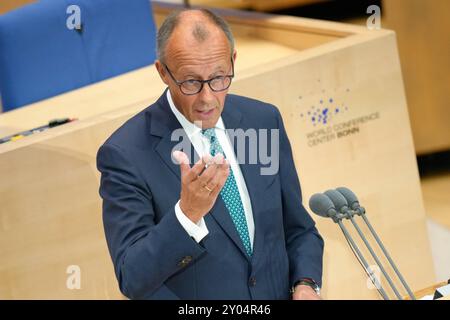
173, 150, 229, 223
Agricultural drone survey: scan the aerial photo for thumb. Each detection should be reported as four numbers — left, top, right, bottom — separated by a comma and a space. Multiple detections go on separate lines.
172, 150, 190, 177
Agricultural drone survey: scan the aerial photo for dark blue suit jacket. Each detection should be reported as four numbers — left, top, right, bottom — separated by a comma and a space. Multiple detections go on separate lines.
97, 90, 324, 299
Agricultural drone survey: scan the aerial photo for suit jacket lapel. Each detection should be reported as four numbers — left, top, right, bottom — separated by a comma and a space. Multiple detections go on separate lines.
149, 91, 197, 180
148, 92, 273, 263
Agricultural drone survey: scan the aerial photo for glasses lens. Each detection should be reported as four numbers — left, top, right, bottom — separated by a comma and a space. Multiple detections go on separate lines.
180, 80, 202, 95
209, 77, 231, 92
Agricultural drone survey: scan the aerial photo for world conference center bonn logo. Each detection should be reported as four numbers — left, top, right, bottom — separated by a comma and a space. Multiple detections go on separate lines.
297, 87, 380, 148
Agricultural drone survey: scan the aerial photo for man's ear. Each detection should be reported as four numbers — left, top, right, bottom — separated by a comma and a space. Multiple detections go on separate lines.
155, 60, 169, 86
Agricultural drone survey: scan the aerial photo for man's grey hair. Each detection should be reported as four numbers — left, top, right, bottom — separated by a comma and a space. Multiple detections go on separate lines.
157, 9, 235, 63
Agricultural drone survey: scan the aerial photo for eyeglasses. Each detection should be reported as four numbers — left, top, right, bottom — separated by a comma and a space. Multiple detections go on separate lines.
163, 59, 234, 96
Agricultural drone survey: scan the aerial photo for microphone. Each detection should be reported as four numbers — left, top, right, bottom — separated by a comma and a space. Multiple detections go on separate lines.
325, 189, 403, 300
336, 187, 365, 215
308, 193, 341, 222
336, 187, 416, 300
309, 193, 390, 300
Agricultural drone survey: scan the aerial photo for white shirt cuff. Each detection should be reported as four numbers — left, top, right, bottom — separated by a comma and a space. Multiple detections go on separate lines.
174, 200, 209, 243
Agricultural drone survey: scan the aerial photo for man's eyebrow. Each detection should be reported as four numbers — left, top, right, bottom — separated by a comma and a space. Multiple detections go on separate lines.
208, 66, 226, 78
177, 70, 201, 79
183, 73, 201, 79
179, 66, 226, 79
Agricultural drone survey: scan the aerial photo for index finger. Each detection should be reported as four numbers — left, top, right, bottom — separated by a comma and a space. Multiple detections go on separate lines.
184, 154, 211, 182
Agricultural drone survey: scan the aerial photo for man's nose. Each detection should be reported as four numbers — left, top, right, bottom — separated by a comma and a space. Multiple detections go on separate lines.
198, 82, 215, 101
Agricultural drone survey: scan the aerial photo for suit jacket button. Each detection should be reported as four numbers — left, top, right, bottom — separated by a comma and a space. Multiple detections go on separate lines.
178, 256, 192, 267
249, 277, 256, 287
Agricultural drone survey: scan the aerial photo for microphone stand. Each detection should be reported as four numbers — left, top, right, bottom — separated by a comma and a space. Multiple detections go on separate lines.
331, 213, 390, 300
343, 209, 403, 299
354, 207, 416, 300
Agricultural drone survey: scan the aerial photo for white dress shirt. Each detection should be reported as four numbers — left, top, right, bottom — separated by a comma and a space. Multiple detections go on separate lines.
167, 90, 255, 247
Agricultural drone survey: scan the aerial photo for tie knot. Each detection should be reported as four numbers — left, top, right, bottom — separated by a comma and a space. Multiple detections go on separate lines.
201, 128, 216, 142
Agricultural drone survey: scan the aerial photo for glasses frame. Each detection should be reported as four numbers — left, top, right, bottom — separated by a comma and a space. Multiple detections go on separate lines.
163, 58, 235, 96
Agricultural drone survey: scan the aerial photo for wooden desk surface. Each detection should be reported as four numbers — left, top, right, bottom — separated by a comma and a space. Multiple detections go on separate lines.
0, 0, 368, 140
0, 1, 366, 140
0, 36, 298, 139
405, 281, 447, 300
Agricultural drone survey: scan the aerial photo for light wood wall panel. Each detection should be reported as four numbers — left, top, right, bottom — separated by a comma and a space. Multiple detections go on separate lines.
383, 0, 450, 154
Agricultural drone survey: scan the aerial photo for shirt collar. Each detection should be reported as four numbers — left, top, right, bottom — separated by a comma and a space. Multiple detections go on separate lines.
166, 90, 225, 139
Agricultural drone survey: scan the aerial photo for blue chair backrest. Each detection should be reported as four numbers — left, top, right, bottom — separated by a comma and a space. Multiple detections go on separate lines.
0, 0, 157, 112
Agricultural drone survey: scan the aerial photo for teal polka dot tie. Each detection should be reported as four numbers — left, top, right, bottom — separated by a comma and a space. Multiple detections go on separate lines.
202, 128, 252, 256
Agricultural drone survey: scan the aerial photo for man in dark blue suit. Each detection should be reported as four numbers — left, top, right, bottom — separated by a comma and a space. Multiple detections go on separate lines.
97, 9, 324, 300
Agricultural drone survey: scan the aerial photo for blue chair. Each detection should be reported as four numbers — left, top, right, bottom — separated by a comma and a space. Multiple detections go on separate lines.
0, 0, 157, 112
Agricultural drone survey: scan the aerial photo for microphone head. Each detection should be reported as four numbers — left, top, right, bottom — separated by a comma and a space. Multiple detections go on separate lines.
336, 187, 360, 209
309, 193, 337, 218
324, 189, 349, 212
